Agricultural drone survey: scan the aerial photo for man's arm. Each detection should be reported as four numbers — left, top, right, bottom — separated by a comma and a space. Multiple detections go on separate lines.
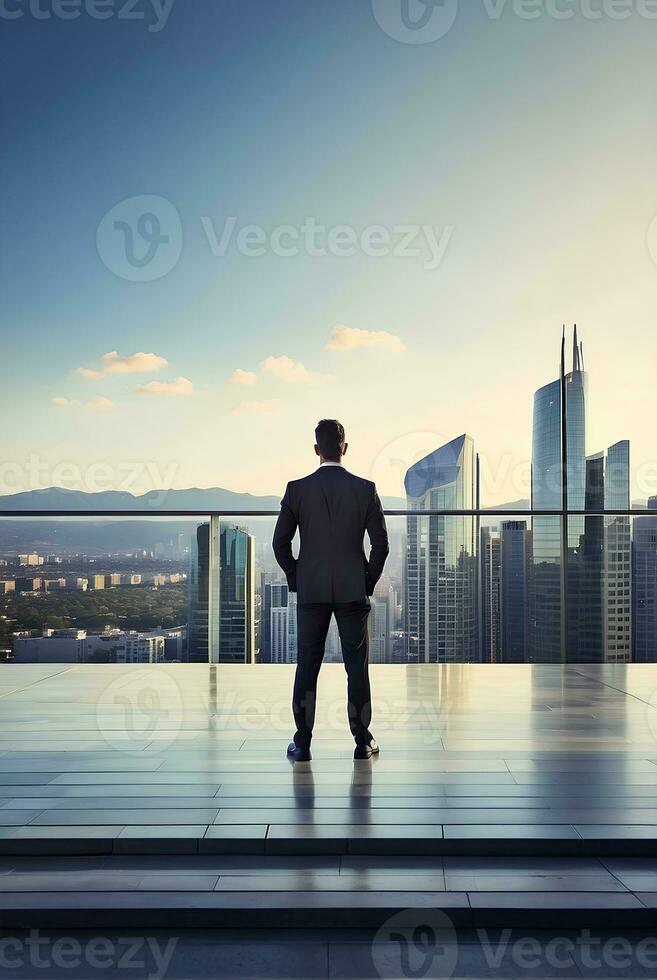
365, 483, 389, 595
272, 483, 298, 592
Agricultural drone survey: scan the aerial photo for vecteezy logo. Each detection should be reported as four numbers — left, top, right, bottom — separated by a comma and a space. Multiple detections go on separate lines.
371, 0, 459, 44
372, 908, 458, 978
95, 668, 183, 754
96, 194, 182, 281
370, 429, 450, 498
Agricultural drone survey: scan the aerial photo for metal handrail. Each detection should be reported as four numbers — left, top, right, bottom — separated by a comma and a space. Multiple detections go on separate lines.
0, 509, 653, 519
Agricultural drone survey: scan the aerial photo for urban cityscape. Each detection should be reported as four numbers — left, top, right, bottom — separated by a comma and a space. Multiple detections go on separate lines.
1, 329, 655, 667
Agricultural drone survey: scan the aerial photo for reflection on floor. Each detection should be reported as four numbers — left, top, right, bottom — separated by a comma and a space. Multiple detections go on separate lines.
1, 663, 657, 930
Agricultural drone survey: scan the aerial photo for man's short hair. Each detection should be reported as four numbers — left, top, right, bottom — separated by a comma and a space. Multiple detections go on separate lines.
315, 419, 345, 459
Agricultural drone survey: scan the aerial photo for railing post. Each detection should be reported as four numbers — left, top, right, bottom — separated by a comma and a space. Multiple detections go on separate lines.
560, 335, 569, 666
208, 513, 221, 665
476, 452, 482, 663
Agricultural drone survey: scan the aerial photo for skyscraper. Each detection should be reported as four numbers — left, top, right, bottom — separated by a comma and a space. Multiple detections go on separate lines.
633, 497, 657, 663
218, 525, 256, 664
530, 329, 630, 663
602, 441, 632, 663
287, 591, 298, 663
567, 441, 631, 663
371, 575, 396, 663
481, 527, 501, 663
530, 328, 587, 663
370, 594, 390, 664
499, 520, 530, 663
405, 434, 479, 663
260, 576, 290, 664
187, 522, 255, 663
187, 523, 211, 663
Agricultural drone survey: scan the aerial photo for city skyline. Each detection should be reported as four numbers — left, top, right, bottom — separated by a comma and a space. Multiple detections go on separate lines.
398, 328, 638, 664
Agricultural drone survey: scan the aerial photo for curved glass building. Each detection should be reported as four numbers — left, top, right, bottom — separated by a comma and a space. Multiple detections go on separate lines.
404, 434, 478, 663
530, 331, 587, 663
530, 328, 630, 663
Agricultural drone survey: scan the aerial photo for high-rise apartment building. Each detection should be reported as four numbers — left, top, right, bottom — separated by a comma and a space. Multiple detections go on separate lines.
287, 591, 298, 663
633, 497, 657, 663
499, 520, 530, 663
370, 575, 396, 663
370, 594, 390, 664
18, 555, 43, 567
260, 577, 290, 663
602, 441, 632, 663
481, 527, 501, 663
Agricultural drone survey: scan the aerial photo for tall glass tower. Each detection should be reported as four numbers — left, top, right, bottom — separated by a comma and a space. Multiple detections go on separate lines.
404, 434, 479, 663
531, 328, 630, 663
530, 328, 588, 663
187, 523, 212, 663
187, 522, 255, 664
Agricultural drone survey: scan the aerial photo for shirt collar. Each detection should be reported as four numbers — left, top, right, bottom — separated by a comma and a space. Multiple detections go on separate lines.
319, 461, 343, 467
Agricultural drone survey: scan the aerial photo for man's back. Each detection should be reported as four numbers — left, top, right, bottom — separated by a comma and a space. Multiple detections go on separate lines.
273, 465, 389, 604
272, 419, 388, 762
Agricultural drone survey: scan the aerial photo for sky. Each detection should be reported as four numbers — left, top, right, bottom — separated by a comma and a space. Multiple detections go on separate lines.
2, 0, 657, 505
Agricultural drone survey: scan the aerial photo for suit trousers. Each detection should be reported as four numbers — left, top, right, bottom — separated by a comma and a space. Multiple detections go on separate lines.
293, 601, 373, 749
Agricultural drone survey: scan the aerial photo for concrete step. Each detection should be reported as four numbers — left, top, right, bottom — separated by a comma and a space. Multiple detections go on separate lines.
1, 853, 656, 930
0, 888, 653, 930
2, 828, 657, 857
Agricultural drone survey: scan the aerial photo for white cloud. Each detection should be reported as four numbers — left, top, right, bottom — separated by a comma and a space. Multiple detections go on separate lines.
232, 399, 285, 417
86, 395, 114, 410
260, 354, 330, 384
230, 369, 257, 386
135, 376, 194, 397
326, 324, 405, 353
260, 355, 311, 383
76, 351, 168, 378
52, 395, 113, 410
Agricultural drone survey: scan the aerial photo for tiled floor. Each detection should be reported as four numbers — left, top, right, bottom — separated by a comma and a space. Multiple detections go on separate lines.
2, 663, 657, 848
2, 663, 657, 929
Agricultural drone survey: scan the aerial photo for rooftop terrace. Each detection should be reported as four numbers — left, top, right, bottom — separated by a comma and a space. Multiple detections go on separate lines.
2, 663, 657, 932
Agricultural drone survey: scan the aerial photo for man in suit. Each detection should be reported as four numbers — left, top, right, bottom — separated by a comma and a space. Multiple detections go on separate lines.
273, 419, 389, 762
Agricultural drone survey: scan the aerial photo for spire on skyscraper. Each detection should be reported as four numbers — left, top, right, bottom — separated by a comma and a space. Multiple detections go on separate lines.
573, 324, 581, 373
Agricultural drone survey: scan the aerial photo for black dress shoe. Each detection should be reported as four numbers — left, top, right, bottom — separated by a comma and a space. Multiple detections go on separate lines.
287, 741, 312, 762
354, 738, 380, 760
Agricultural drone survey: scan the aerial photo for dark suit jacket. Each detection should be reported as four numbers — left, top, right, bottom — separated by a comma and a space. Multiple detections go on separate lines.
272, 465, 389, 604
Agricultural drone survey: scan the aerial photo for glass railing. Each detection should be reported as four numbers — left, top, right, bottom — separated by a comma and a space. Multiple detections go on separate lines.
0, 507, 655, 665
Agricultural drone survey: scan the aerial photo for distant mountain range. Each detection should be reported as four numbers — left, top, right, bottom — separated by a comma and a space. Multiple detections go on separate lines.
13, 488, 638, 553
0, 488, 647, 554
0, 486, 283, 513
2, 488, 646, 513
0, 486, 536, 514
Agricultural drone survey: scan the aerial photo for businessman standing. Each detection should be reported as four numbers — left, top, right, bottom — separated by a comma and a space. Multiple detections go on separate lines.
273, 420, 389, 761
